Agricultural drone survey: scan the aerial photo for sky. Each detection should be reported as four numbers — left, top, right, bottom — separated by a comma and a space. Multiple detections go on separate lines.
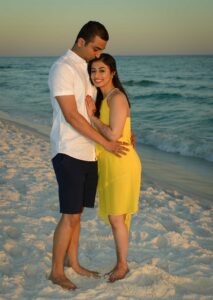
0, 0, 213, 56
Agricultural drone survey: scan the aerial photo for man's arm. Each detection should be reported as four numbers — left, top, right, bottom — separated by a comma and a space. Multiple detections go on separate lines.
56, 95, 128, 156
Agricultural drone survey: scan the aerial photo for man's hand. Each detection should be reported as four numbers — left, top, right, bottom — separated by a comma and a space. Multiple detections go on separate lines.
104, 140, 129, 157
131, 131, 136, 148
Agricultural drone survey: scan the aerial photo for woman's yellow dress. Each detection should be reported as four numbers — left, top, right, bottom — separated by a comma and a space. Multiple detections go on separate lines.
96, 98, 142, 229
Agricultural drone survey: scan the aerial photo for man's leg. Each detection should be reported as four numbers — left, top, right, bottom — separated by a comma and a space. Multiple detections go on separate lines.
66, 159, 99, 277
66, 214, 100, 277
49, 213, 80, 290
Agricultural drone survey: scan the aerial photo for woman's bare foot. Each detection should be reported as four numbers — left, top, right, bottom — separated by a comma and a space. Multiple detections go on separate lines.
49, 273, 77, 290
67, 263, 100, 278
104, 266, 116, 278
108, 267, 129, 283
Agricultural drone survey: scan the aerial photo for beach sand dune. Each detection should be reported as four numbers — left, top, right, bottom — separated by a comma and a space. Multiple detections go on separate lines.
0, 119, 213, 299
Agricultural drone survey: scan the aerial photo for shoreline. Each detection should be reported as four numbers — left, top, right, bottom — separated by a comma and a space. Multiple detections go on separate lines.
1, 114, 212, 205
139, 143, 213, 206
0, 111, 50, 141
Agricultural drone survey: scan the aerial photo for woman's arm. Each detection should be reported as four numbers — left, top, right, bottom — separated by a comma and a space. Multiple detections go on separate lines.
86, 93, 129, 141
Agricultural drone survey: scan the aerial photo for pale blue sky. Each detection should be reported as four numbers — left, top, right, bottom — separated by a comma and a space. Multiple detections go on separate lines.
0, 0, 213, 56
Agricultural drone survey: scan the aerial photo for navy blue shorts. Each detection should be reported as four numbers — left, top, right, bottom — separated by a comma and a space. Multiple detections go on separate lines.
52, 153, 98, 214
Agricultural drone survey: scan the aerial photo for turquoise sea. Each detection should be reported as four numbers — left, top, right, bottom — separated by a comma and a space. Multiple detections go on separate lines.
0, 54, 212, 202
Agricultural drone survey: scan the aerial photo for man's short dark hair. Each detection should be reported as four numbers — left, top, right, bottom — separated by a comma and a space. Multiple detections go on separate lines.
75, 21, 109, 44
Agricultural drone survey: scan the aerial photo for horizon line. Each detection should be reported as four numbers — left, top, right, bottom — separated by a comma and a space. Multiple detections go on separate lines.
0, 53, 213, 58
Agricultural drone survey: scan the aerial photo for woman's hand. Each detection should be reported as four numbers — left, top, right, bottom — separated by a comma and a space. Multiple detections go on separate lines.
85, 95, 96, 119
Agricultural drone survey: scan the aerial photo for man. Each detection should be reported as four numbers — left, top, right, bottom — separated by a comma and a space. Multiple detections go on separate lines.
48, 21, 128, 290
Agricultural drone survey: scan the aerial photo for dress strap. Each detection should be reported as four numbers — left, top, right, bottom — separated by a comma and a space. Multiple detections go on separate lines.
105, 88, 119, 100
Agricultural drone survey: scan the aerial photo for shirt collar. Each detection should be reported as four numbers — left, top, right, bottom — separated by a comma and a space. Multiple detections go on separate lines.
66, 49, 87, 66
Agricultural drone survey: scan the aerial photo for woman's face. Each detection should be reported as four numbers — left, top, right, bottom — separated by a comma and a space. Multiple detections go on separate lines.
90, 61, 114, 89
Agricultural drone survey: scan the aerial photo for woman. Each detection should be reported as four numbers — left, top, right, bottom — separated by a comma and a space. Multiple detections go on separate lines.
86, 53, 142, 282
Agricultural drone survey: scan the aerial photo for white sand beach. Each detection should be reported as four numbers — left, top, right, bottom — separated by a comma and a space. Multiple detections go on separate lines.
0, 118, 213, 299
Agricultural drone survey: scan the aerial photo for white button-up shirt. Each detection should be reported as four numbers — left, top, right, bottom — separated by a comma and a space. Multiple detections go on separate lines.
48, 50, 96, 161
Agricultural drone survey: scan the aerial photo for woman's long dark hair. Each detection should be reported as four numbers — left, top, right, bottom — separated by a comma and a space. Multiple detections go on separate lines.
88, 53, 130, 118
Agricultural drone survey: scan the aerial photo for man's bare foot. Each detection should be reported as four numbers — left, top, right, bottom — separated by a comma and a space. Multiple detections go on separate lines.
49, 273, 77, 290
67, 263, 100, 278
108, 267, 129, 283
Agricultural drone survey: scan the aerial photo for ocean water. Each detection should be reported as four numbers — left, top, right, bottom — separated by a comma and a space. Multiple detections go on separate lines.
0, 55, 212, 162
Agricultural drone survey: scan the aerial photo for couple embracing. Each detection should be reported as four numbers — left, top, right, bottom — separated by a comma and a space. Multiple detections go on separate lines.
48, 21, 141, 290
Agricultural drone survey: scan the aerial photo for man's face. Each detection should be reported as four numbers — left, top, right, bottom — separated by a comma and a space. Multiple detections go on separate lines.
81, 36, 107, 62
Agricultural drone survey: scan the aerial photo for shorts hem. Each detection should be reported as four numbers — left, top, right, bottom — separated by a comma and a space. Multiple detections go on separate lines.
60, 204, 95, 214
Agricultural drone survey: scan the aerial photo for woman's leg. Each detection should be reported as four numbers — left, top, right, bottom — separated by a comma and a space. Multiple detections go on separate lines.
108, 214, 129, 282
